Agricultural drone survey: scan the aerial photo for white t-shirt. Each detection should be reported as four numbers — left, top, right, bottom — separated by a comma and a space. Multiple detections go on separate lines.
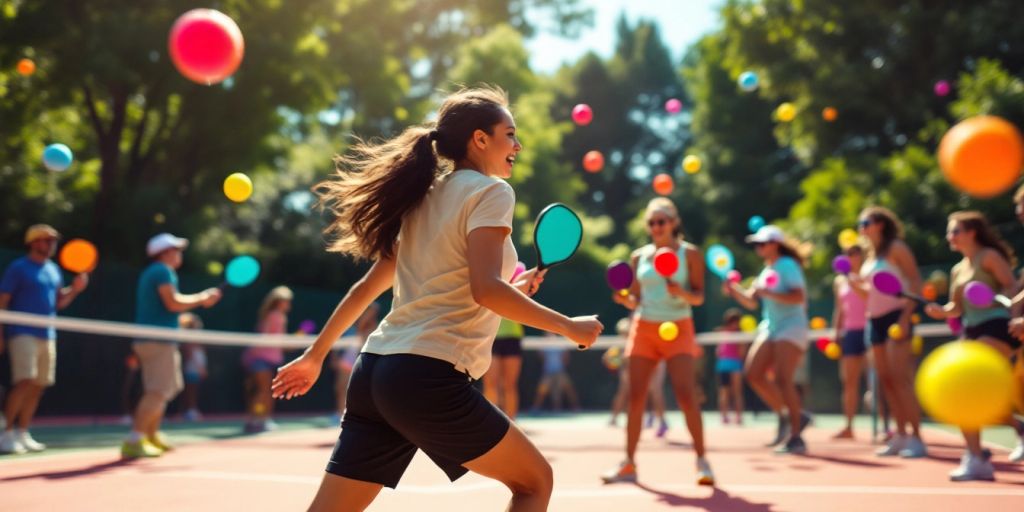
363, 169, 517, 379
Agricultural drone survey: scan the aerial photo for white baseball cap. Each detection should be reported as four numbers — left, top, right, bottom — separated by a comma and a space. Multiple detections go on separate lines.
745, 225, 786, 244
146, 233, 189, 257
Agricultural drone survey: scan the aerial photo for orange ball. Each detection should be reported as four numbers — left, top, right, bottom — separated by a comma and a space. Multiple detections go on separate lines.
583, 150, 604, 173
822, 107, 838, 122
922, 283, 938, 302
938, 116, 1024, 198
652, 173, 674, 195
16, 58, 35, 76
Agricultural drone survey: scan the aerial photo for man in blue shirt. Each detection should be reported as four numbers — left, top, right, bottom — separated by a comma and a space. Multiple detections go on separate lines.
122, 233, 221, 459
0, 224, 88, 454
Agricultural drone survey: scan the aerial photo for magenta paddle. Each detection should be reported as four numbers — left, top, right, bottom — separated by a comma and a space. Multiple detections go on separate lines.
871, 270, 924, 303
606, 261, 633, 290
963, 281, 1011, 308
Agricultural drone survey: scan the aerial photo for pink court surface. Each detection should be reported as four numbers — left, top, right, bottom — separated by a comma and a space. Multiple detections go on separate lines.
1, 413, 1023, 511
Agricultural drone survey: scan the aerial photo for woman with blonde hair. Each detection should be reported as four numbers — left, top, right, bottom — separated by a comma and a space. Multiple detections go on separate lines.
925, 211, 1022, 480
243, 286, 293, 433
724, 225, 812, 454
602, 197, 713, 485
856, 206, 927, 458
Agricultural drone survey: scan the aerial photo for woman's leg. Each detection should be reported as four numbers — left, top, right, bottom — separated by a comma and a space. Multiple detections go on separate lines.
840, 356, 865, 433
744, 340, 782, 412
625, 357, 659, 462
463, 425, 554, 512
665, 355, 705, 457
308, 473, 384, 512
648, 363, 667, 423
730, 372, 745, 424
886, 340, 920, 437
610, 366, 629, 424
872, 344, 906, 436
483, 357, 503, 409
500, 356, 523, 419
772, 342, 806, 436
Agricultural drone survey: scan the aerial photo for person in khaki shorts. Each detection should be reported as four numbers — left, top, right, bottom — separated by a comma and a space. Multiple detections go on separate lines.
121, 233, 221, 459
0, 224, 88, 454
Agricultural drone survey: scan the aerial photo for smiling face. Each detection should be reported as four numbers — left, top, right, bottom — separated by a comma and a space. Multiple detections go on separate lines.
467, 108, 522, 179
29, 236, 58, 259
945, 219, 971, 253
645, 209, 678, 243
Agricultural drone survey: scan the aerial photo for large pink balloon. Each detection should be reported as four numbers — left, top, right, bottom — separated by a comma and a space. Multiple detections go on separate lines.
169, 9, 245, 85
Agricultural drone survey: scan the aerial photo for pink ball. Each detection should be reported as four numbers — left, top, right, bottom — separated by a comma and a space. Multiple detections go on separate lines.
169, 9, 245, 85
572, 104, 593, 126
764, 270, 779, 288
934, 80, 951, 97
665, 98, 682, 114
726, 270, 741, 284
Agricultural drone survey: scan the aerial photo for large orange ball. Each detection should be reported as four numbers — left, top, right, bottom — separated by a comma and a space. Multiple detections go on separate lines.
653, 174, 674, 195
938, 116, 1023, 198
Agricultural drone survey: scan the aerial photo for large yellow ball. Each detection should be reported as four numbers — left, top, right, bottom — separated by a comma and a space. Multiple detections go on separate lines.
838, 228, 859, 250
683, 155, 702, 174
739, 315, 758, 333
776, 102, 797, 122
658, 321, 679, 341
916, 341, 1014, 430
224, 172, 253, 202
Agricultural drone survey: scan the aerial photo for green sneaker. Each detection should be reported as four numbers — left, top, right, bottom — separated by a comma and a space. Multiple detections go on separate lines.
146, 432, 175, 452
121, 439, 163, 459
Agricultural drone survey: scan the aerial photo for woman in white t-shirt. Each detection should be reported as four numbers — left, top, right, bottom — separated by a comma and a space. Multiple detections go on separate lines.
272, 86, 603, 511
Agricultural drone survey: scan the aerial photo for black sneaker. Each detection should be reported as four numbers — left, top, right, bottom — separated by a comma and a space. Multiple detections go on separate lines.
774, 436, 807, 455
766, 415, 789, 447
797, 411, 813, 436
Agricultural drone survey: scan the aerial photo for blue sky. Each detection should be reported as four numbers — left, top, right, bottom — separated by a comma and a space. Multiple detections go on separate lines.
525, 0, 723, 74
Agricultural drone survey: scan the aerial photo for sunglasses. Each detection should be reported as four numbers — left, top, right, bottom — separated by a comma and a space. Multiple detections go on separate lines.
857, 219, 874, 228
647, 218, 670, 227
751, 242, 766, 248
947, 228, 962, 236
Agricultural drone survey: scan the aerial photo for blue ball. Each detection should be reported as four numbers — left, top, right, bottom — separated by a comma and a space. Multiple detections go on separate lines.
738, 71, 759, 92
42, 143, 73, 172
748, 215, 765, 232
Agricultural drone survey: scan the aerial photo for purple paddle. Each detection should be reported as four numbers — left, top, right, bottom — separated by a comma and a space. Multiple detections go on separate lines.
871, 270, 925, 303
606, 260, 634, 291
963, 281, 1011, 308
832, 255, 852, 274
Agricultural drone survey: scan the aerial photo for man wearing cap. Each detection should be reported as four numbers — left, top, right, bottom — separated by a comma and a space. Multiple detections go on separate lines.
0, 224, 88, 454
122, 233, 221, 459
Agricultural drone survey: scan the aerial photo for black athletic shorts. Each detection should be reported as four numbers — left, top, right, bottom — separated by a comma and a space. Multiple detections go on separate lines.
869, 309, 912, 346
964, 317, 1021, 350
491, 337, 523, 357
326, 353, 510, 488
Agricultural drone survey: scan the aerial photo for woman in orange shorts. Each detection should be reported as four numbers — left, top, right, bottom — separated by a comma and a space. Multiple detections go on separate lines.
602, 197, 713, 486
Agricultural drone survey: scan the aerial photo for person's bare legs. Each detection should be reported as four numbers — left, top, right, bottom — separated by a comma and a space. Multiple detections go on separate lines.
730, 372, 745, 424
839, 355, 865, 433
872, 344, 907, 436
483, 359, 502, 406
308, 473, 384, 512
744, 340, 783, 413
530, 375, 552, 411
772, 342, 806, 436
665, 355, 705, 457
648, 364, 667, 424
886, 340, 920, 437
462, 424, 554, 511
609, 366, 629, 425
253, 370, 274, 421
133, 391, 167, 438
16, 384, 45, 430
500, 356, 523, 419
625, 356, 659, 461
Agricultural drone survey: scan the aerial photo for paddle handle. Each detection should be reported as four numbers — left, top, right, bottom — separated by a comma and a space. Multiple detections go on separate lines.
995, 294, 1012, 308
217, 282, 228, 291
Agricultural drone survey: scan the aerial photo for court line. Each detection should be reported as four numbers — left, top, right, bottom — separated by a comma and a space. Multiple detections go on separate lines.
159, 469, 1024, 497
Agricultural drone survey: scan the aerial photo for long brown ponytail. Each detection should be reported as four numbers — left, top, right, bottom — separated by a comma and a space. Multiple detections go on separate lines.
316, 86, 510, 260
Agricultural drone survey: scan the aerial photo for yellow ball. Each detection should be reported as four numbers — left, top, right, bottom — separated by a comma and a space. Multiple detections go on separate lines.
915, 341, 1014, 429
887, 324, 903, 341
207, 261, 224, 276
658, 321, 679, 341
619, 289, 629, 297
224, 172, 253, 202
809, 317, 827, 330
683, 155, 702, 174
776, 102, 797, 122
838, 228, 859, 250
825, 342, 842, 360
739, 315, 758, 333
911, 335, 924, 355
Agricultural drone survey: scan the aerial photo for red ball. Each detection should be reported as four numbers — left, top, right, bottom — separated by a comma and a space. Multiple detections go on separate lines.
169, 9, 245, 85
815, 336, 831, 353
572, 104, 593, 126
652, 173, 674, 195
653, 247, 679, 277
583, 150, 604, 173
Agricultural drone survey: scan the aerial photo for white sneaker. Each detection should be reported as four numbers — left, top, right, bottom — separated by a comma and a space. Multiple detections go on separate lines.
875, 434, 907, 456
0, 430, 27, 455
949, 452, 995, 482
696, 457, 715, 486
17, 430, 45, 452
898, 436, 927, 459
1009, 441, 1024, 463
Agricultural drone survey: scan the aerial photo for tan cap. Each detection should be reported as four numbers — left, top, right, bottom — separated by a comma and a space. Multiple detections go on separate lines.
24, 224, 60, 244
